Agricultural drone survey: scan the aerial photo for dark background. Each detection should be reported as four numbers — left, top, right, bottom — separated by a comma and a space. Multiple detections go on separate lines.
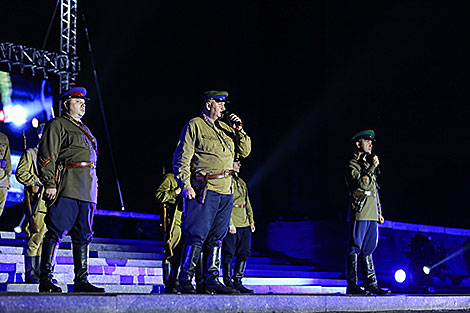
1, 1, 469, 228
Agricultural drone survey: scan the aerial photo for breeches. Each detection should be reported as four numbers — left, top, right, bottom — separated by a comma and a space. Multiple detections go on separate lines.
45, 196, 95, 246
222, 226, 252, 261
182, 190, 233, 248
348, 220, 378, 256
25, 208, 48, 256
0, 186, 8, 216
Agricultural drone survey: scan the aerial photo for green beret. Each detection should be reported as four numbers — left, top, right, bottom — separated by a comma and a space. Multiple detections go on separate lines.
201, 90, 229, 101
351, 130, 375, 141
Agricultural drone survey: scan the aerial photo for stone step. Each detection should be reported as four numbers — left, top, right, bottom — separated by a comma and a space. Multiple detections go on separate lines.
4, 283, 163, 293
0, 254, 163, 268
0, 272, 164, 284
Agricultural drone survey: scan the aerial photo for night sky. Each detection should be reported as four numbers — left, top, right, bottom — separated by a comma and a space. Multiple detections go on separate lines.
1, 1, 470, 228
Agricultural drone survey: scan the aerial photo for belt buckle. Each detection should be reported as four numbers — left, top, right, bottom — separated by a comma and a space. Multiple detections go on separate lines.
90, 161, 96, 169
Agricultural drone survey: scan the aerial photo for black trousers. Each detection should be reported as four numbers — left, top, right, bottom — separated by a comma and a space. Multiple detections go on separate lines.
222, 226, 252, 262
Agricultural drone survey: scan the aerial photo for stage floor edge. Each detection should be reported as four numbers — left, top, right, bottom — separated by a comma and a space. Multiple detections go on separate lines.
1, 293, 470, 313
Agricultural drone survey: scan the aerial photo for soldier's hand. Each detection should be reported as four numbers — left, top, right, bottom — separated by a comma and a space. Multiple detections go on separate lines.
228, 114, 243, 131
229, 225, 237, 234
44, 188, 57, 201
250, 223, 256, 232
373, 155, 380, 166
182, 187, 196, 199
378, 214, 385, 224
175, 187, 181, 195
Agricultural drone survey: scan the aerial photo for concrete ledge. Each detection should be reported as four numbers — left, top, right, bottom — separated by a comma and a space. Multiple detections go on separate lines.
1, 294, 470, 313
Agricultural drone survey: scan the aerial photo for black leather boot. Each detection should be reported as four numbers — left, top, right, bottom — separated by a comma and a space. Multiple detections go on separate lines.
38, 236, 62, 292
163, 260, 178, 293
222, 258, 235, 288
360, 254, 390, 295
346, 253, 369, 295
25, 255, 40, 283
195, 251, 208, 294
203, 245, 239, 294
178, 244, 202, 294
73, 245, 105, 292
233, 258, 253, 293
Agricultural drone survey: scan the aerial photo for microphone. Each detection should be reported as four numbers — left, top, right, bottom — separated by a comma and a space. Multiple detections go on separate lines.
365, 152, 381, 175
223, 110, 242, 128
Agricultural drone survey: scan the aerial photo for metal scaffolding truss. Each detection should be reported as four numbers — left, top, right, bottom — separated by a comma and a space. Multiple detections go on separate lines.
0, 42, 79, 80
59, 0, 78, 93
0, 0, 79, 95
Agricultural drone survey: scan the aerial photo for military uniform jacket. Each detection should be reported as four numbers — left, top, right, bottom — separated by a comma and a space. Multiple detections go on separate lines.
38, 116, 98, 203
16, 148, 47, 214
0, 132, 11, 188
345, 154, 381, 221
173, 114, 251, 195
155, 173, 180, 207
230, 176, 254, 228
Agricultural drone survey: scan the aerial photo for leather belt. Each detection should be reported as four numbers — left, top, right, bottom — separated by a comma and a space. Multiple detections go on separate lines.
65, 161, 96, 169
233, 204, 246, 208
196, 170, 235, 180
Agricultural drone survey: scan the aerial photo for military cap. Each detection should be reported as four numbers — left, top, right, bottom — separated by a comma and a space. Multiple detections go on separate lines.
60, 87, 89, 101
201, 90, 229, 102
351, 130, 375, 142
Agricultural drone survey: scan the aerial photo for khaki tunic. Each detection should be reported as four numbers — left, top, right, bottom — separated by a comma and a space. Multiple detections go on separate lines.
230, 176, 254, 228
0, 131, 11, 214
155, 173, 183, 252
345, 155, 381, 221
16, 148, 48, 256
38, 116, 98, 203
173, 114, 251, 195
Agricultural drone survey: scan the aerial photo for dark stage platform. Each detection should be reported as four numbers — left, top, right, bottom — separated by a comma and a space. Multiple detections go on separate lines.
1, 293, 470, 313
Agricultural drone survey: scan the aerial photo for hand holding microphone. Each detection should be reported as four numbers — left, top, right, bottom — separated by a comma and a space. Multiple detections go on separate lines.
223, 110, 243, 131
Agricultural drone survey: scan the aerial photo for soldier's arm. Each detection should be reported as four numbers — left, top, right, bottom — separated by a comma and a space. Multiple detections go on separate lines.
155, 175, 178, 204
4, 137, 11, 179
347, 161, 375, 191
38, 121, 61, 189
245, 190, 255, 225
16, 150, 40, 187
172, 122, 196, 190
235, 129, 251, 158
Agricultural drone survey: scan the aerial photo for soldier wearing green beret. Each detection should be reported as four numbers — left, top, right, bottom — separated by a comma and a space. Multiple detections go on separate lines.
173, 90, 251, 294
345, 130, 390, 295
16, 124, 47, 283
37, 87, 104, 293
0, 131, 11, 216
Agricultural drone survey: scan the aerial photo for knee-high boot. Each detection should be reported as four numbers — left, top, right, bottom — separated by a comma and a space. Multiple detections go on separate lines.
360, 254, 390, 295
25, 255, 40, 284
73, 244, 105, 292
178, 244, 202, 294
163, 260, 178, 293
203, 245, 239, 294
346, 253, 369, 295
233, 258, 253, 293
222, 257, 234, 288
38, 236, 61, 292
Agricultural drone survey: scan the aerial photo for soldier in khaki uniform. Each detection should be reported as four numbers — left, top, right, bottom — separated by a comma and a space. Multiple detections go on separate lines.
0, 131, 11, 215
345, 130, 390, 295
173, 90, 251, 294
37, 87, 104, 293
222, 158, 255, 293
16, 124, 47, 283
155, 172, 204, 293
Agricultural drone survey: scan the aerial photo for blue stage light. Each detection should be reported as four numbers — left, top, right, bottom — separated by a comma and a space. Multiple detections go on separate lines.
394, 269, 407, 283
